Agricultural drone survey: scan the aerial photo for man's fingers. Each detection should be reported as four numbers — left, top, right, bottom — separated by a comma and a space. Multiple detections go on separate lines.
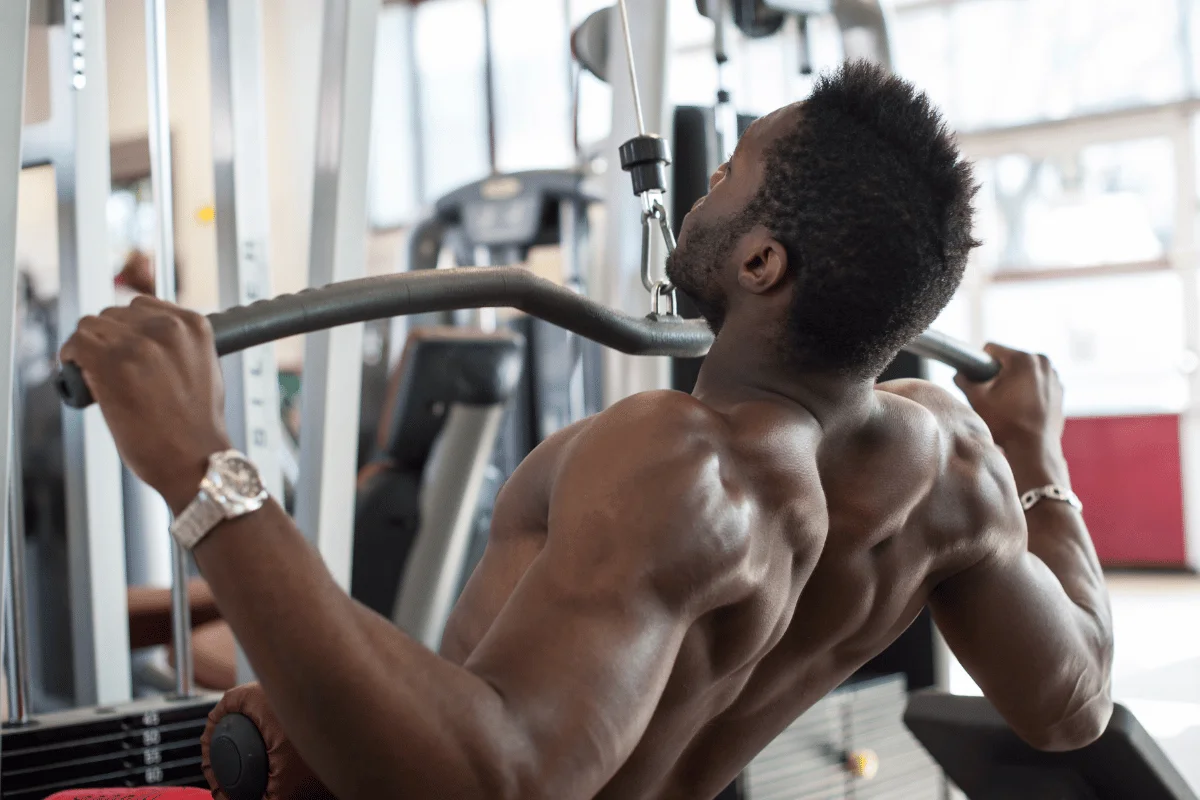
983, 342, 1053, 374
59, 322, 113, 375
125, 296, 213, 343
72, 314, 126, 346
61, 314, 158, 369
982, 342, 1025, 366
98, 304, 144, 322
954, 370, 988, 395
129, 294, 171, 310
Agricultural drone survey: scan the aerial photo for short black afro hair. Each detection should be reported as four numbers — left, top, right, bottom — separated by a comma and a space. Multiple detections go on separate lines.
747, 60, 979, 377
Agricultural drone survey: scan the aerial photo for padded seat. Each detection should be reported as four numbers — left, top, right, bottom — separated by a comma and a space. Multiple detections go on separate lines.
351, 327, 523, 617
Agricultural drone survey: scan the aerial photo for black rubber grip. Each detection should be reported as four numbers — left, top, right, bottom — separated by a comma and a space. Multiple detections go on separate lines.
56, 266, 1000, 409
57, 363, 92, 409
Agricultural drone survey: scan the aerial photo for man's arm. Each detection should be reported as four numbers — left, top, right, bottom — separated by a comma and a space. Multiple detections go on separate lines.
928, 345, 1113, 752
59, 302, 745, 798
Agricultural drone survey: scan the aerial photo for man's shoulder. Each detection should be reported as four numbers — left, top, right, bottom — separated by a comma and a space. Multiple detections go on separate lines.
876, 377, 966, 415
592, 390, 727, 432
561, 391, 732, 491
876, 378, 993, 446
525, 392, 728, 495
878, 383, 1024, 569
552, 392, 754, 602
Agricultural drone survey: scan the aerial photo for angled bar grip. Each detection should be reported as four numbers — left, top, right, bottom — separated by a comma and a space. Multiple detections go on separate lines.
56, 266, 999, 409
906, 328, 999, 383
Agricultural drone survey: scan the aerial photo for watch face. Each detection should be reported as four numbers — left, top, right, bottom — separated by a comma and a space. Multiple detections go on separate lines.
210, 451, 265, 501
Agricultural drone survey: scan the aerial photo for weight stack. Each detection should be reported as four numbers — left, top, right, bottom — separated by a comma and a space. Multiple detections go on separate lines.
1, 695, 219, 800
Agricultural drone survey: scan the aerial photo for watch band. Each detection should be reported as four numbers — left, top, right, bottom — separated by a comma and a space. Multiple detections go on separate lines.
1020, 484, 1083, 513
169, 492, 227, 550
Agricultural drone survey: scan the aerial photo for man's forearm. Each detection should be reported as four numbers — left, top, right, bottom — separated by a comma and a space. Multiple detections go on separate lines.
188, 500, 519, 798
1005, 441, 1112, 653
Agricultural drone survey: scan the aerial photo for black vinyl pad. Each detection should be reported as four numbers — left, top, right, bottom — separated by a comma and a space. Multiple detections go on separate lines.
905, 691, 1197, 800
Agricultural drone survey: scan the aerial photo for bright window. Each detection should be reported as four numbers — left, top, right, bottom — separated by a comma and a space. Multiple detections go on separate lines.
893, 0, 1186, 131
972, 138, 1175, 273
414, 0, 491, 202
983, 272, 1189, 416
490, 0, 575, 172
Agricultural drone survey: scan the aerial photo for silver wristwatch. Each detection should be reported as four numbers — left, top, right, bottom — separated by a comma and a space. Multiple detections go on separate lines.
169, 450, 268, 550
1020, 484, 1083, 513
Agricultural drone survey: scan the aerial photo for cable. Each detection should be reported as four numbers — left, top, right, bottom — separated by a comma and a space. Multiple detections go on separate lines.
615, 0, 646, 136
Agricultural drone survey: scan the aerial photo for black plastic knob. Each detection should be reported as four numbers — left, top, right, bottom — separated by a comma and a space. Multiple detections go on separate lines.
210, 712, 269, 800
619, 134, 672, 196
56, 363, 93, 408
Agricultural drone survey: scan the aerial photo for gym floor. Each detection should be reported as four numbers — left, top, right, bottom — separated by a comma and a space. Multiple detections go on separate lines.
948, 572, 1200, 792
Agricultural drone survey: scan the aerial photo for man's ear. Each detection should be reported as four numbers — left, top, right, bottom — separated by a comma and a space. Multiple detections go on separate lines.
737, 230, 789, 295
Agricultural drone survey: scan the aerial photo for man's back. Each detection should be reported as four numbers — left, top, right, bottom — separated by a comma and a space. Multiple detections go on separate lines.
441, 381, 1003, 799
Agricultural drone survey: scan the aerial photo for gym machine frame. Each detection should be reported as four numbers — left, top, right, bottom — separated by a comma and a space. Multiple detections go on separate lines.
14, 0, 132, 712
1, 5, 31, 746
56, 0, 999, 409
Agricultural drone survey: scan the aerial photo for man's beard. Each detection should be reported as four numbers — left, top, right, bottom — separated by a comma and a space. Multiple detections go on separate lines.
665, 209, 755, 334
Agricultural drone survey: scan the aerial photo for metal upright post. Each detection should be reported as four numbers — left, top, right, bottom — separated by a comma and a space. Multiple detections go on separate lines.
1172, 115, 1200, 571
601, 0, 672, 404
142, 0, 193, 699
5, 380, 33, 724
296, 0, 381, 589
481, 0, 498, 175
0, 0, 31, 753
22, 0, 132, 707
207, 0, 284, 684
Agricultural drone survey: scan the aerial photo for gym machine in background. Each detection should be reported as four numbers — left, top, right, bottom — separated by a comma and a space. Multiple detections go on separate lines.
0, 0, 217, 794
0, 0, 344, 793
372, 170, 607, 590
353, 0, 610, 593
15, 0, 130, 713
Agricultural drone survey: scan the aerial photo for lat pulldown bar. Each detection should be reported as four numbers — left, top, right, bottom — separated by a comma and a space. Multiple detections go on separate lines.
55, 265, 1000, 410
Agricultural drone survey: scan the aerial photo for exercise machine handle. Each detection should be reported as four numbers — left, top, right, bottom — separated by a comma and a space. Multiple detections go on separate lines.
55, 266, 1000, 409
55, 267, 712, 408
907, 329, 999, 383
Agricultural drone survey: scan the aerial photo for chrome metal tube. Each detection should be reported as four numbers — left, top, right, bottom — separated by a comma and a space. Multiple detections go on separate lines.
144, 0, 192, 698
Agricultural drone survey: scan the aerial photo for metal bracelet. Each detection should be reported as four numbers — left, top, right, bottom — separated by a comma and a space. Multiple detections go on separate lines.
1020, 484, 1083, 513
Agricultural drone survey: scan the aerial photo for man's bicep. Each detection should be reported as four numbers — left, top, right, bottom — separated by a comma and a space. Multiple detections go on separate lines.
929, 550, 1104, 745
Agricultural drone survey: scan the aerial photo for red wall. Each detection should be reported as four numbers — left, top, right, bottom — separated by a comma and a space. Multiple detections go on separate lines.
1061, 414, 1187, 568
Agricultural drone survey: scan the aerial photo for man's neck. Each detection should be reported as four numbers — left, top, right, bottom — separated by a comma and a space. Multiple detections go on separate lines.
692, 323, 876, 430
